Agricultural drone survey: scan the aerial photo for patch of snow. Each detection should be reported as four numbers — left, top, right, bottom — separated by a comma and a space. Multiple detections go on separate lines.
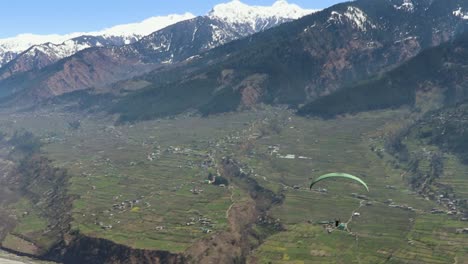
394, 36, 417, 44
328, 7, 375, 31
453, 7, 468, 20
149, 38, 170, 52
327, 11, 344, 24
394, 0, 414, 12
303, 23, 317, 33
161, 58, 173, 64
209, 0, 317, 31
191, 26, 199, 42
343, 6, 375, 31
185, 55, 201, 62
166, 37, 172, 51
210, 24, 225, 46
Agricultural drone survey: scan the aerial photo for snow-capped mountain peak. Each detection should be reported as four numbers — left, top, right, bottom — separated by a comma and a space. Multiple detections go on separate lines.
208, 0, 317, 30
0, 33, 85, 53
92, 13, 195, 41
0, 13, 194, 51
0, 1, 315, 69
0, 12, 194, 67
0, 0, 315, 82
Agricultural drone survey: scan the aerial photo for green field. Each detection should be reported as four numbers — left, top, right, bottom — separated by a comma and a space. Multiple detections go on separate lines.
0, 107, 466, 262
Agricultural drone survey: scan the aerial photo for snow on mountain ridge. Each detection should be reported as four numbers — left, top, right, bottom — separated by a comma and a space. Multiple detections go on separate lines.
344, 6, 376, 31
96, 13, 195, 40
0, 1, 314, 69
0, 0, 315, 73
209, 0, 317, 30
0, 33, 85, 53
0, 12, 194, 57
1, 0, 314, 55
23, 41, 93, 61
326, 6, 376, 32
0, 13, 195, 69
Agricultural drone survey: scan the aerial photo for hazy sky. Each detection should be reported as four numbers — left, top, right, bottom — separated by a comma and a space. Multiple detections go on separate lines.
1, 0, 345, 38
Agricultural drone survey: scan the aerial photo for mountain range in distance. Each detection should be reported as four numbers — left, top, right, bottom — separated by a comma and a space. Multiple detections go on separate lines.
1, 0, 468, 123
0, 0, 316, 101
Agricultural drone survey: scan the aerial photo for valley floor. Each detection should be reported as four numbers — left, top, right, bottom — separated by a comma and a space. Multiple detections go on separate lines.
0, 107, 466, 263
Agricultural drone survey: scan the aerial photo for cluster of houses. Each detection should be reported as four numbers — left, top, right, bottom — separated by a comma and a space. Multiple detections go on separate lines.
186, 216, 215, 233
388, 203, 416, 212
220, 135, 242, 146
455, 228, 468, 234
436, 195, 460, 216
455, 227, 468, 234
268, 145, 280, 155
146, 149, 161, 161
190, 187, 204, 195
165, 146, 193, 155
97, 221, 113, 230
267, 145, 312, 160
384, 199, 416, 211
112, 198, 145, 212
257, 216, 282, 230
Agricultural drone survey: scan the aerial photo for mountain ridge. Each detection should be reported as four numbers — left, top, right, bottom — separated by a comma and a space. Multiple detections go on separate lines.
0, 13, 196, 67
0, 0, 315, 70
109, 0, 468, 122
0, 0, 315, 100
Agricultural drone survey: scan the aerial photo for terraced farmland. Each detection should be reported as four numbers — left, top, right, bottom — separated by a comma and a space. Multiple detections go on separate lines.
0, 107, 466, 263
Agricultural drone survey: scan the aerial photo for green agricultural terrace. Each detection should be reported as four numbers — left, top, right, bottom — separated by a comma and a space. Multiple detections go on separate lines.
0, 107, 466, 263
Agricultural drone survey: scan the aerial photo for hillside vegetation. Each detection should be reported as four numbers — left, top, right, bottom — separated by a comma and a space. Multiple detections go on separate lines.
299, 32, 468, 117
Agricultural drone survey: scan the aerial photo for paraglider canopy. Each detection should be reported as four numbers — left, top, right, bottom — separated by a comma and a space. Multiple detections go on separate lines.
310, 173, 369, 192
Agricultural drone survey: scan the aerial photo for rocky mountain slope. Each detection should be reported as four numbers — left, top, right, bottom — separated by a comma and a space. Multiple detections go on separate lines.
298, 31, 468, 117
0, 0, 314, 100
110, 0, 468, 122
